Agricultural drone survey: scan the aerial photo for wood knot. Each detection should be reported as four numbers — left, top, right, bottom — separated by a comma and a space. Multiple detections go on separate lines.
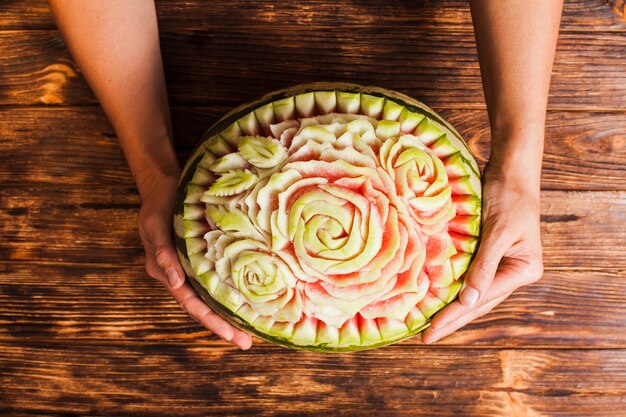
36, 59, 77, 105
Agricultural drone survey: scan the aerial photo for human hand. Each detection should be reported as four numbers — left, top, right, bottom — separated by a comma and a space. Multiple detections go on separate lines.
138, 171, 253, 350
421, 164, 544, 344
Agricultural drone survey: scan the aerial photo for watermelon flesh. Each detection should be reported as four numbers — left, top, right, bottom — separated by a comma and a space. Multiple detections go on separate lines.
175, 84, 481, 351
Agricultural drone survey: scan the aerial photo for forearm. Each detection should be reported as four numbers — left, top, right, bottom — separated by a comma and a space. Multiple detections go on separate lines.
470, 0, 562, 189
49, 0, 178, 198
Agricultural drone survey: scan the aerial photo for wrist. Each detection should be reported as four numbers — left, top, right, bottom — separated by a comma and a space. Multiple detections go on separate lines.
136, 165, 180, 199
131, 149, 181, 200
487, 125, 545, 191
483, 160, 541, 202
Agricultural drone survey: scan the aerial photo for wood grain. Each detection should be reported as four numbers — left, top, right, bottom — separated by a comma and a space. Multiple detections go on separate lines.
2, 107, 625, 190
0, 263, 624, 347
0, 186, 143, 264
2, 0, 626, 32
1, 29, 626, 109
0, 0, 53, 30
1, 343, 624, 416
539, 191, 626, 271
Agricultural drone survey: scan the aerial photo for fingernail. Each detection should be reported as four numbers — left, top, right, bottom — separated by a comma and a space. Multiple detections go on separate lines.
430, 321, 445, 331
461, 287, 479, 306
167, 270, 181, 289
218, 328, 235, 342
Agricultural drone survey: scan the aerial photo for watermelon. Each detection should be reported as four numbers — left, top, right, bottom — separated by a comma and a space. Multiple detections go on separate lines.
174, 83, 481, 352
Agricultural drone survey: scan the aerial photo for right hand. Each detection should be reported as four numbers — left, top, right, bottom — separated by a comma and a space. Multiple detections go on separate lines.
138, 171, 253, 350
421, 163, 544, 343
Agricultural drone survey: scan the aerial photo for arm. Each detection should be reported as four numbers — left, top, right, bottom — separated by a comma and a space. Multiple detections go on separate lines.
422, 0, 563, 343
48, 0, 251, 349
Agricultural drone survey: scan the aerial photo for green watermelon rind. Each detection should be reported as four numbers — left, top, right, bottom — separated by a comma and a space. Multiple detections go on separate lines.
173, 82, 480, 352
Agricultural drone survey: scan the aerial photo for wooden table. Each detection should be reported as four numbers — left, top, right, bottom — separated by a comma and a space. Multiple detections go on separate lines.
1, 1, 625, 415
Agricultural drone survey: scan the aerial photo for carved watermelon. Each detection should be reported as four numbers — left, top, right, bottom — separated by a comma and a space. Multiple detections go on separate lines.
174, 83, 481, 351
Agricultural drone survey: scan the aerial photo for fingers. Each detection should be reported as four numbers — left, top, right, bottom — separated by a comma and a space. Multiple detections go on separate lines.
422, 257, 543, 344
140, 212, 186, 290
459, 227, 508, 307
172, 281, 253, 350
421, 292, 510, 344
231, 329, 254, 350
154, 244, 185, 289
430, 260, 529, 331
148, 255, 253, 349
139, 211, 253, 350
137, 176, 253, 350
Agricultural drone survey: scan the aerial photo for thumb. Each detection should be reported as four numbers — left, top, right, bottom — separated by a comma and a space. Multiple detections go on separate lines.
459, 228, 507, 307
155, 242, 186, 290
141, 211, 186, 290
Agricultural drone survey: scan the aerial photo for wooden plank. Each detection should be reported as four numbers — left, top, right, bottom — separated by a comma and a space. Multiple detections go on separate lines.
0, 343, 624, 416
155, 0, 626, 33
0, 185, 624, 268
0, 106, 129, 186
2, 0, 626, 32
0, 186, 143, 264
2, 107, 625, 191
539, 191, 626, 270
539, 191, 626, 271
1, 30, 625, 109
0, 263, 623, 347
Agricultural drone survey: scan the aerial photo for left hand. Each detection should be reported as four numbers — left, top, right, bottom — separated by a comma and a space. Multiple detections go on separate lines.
138, 170, 253, 350
421, 164, 544, 344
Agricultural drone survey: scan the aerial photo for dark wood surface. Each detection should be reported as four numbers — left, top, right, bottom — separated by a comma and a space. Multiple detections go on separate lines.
3, 29, 626, 110
1, 1, 625, 416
